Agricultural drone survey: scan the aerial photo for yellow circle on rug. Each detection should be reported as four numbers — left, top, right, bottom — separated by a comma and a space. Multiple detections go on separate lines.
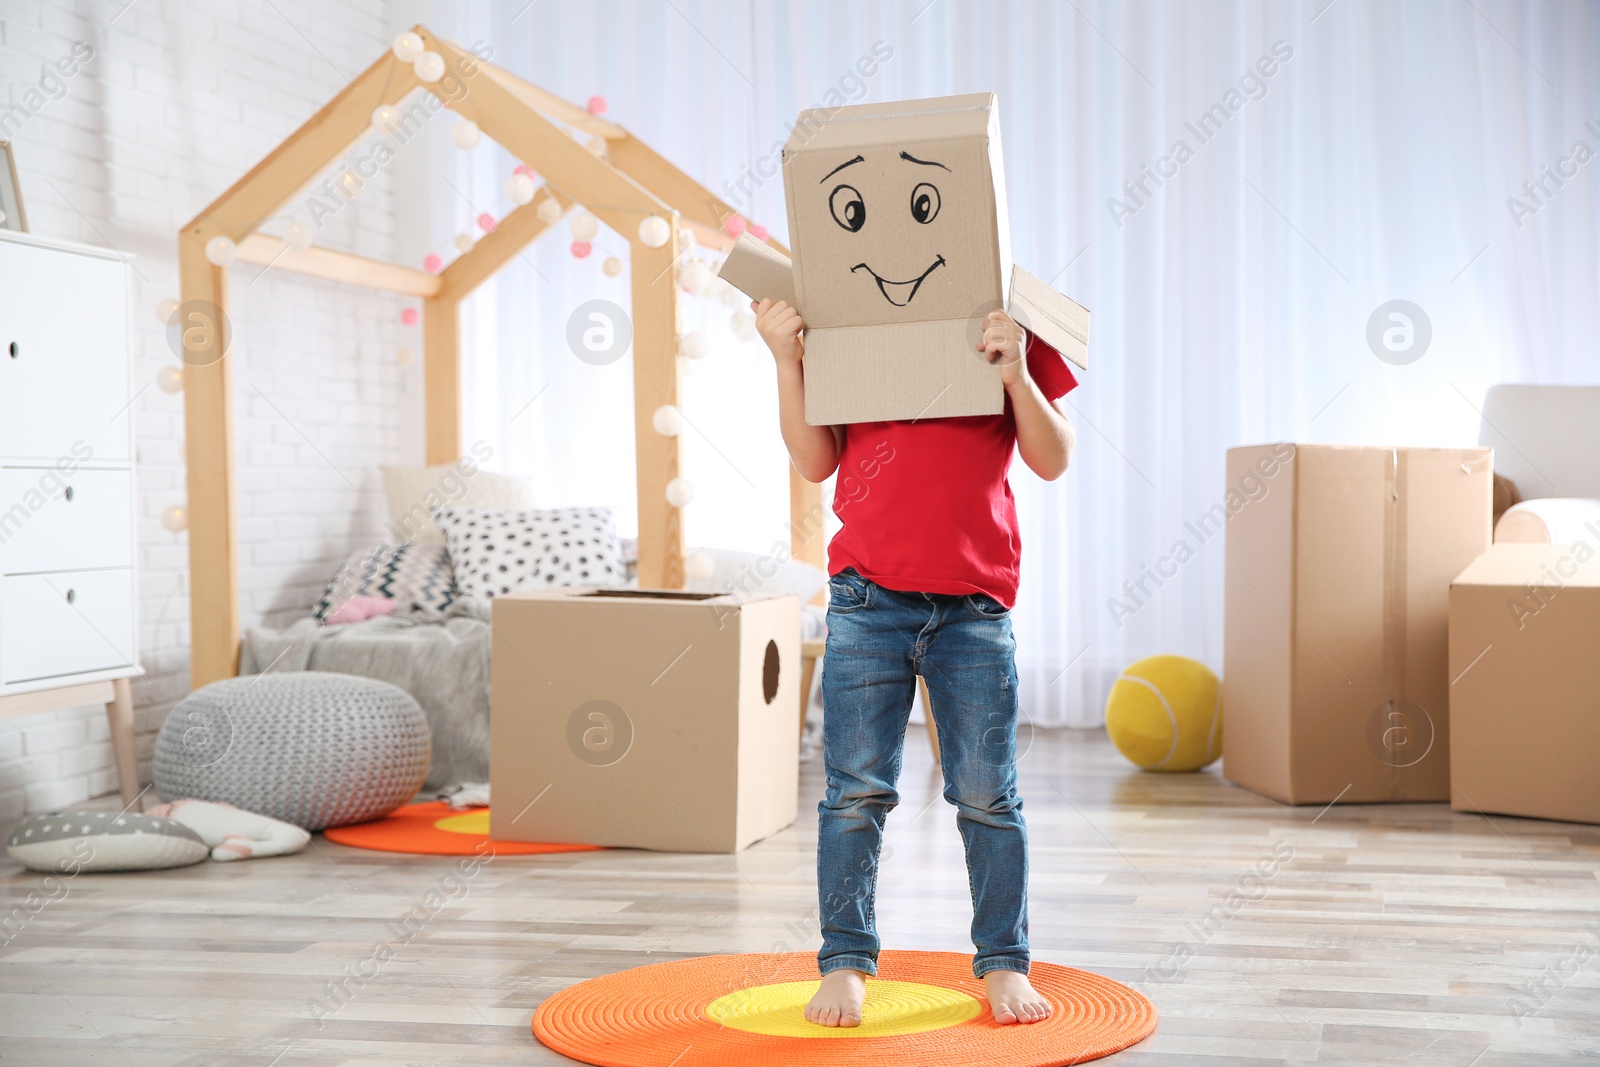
434, 810, 490, 835
706, 979, 982, 1038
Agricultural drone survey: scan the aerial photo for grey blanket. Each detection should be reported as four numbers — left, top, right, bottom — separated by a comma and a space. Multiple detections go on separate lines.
240, 601, 492, 791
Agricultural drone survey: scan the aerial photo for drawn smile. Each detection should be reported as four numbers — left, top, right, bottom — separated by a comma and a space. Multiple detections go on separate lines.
850, 255, 946, 307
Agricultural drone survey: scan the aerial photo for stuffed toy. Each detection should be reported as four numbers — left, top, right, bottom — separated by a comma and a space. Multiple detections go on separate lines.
143, 799, 310, 861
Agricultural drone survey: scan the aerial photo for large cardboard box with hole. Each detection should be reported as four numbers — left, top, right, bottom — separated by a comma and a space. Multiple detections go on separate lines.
1449, 542, 1600, 825
1222, 444, 1492, 805
490, 588, 800, 853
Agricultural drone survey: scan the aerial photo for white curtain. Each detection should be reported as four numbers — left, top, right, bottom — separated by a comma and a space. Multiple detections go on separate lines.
413, 0, 1600, 727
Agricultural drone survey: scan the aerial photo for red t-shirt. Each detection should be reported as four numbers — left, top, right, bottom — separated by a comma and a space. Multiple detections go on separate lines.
827, 335, 1079, 609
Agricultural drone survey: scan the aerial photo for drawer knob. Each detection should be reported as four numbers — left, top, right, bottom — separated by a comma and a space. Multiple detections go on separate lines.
65, 588, 76, 605
64, 486, 74, 502
7, 341, 15, 359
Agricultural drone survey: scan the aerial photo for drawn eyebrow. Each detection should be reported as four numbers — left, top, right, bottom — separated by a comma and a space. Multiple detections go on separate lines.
820, 155, 865, 183
899, 151, 950, 171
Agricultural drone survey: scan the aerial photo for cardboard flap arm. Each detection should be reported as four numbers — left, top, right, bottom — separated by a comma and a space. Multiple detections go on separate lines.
717, 233, 797, 307
1009, 265, 1089, 370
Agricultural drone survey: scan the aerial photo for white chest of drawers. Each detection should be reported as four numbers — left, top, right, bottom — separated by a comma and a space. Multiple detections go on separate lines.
0, 229, 142, 808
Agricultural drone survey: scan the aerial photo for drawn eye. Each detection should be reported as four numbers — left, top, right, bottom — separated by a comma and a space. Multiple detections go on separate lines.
829, 184, 866, 232
910, 182, 940, 224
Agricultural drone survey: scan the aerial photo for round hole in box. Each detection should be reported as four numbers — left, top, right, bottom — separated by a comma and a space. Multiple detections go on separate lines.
762, 640, 780, 704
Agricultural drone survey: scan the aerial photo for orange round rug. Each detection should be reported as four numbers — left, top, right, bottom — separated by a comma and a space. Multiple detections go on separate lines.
532, 950, 1156, 1066
323, 801, 602, 856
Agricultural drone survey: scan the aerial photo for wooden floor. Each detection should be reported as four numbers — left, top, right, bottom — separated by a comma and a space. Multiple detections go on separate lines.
3, 726, 1599, 1065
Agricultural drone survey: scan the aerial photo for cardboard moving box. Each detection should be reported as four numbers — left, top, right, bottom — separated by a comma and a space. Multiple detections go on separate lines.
1223, 444, 1492, 805
1449, 541, 1600, 825
490, 588, 800, 853
717, 93, 1090, 426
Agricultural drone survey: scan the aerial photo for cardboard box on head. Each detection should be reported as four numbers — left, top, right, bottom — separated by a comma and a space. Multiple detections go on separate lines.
719, 92, 1090, 426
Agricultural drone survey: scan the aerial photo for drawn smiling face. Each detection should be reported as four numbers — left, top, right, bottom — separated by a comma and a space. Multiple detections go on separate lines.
783, 108, 1005, 332
820, 150, 950, 308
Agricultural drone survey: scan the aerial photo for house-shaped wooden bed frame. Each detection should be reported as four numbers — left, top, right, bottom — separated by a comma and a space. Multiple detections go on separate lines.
179, 25, 823, 689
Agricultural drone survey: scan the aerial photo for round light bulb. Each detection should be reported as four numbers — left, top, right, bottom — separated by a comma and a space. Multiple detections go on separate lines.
392, 32, 424, 62
679, 331, 710, 360
156, 365, 184, 394
718, 281, 742, 308
536, 198, 563, 225
453, 233, 474, 253
285, 219, 313, 251
585, 135, 606, 157
665, 477, 695, 508
451, 120, 480, 149
569, 213, 599, 242
397, 346, 415, 366
156, 298, 179, 323
730, 309, 757, 341
160, 505, 188, 533
505, 173, 536, 205
637, 215, 671, 249
602, 256, 624, 278
684, 550, 715, 584
676, 227, 697, 255
651, 404, 682, 437
680, 258, 711, 296
371, 104, 397, 129
204, 235, 236, 267
413, 51, 445, 83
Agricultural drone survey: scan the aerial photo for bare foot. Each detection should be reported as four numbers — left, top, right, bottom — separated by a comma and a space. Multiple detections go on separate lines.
805, 969, 866, 1027
983, 970, 1052, 1024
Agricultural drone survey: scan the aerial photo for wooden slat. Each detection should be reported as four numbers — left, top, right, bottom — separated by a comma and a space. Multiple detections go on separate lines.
790, 467, 826, 574
423, 298, 460, 465
236, 234, 441, 297
178, 233, 241, 689
413, 31, 667, 242
185, 53, 420, 238
0, 680, 116, 720
607, 133, 791, 258
434, 188, 572, 303
630, 227, 684, 589
474, 58, 627, 140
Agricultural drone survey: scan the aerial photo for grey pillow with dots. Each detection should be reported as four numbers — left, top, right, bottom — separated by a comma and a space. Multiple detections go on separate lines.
7, 811, 210, 873
434, 505, 623, 603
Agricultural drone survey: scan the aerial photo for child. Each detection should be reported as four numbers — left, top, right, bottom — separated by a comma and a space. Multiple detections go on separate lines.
753, 297, 1078, 1027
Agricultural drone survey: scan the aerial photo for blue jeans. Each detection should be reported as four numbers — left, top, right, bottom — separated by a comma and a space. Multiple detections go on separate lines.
817, 568, 1030, 979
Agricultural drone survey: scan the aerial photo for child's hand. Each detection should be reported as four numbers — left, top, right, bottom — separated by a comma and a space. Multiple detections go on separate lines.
977, 310, 1029, 387
754, 298, 804, 368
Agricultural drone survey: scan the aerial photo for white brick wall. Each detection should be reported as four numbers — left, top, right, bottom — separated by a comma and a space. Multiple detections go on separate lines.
0, 0, 418, 817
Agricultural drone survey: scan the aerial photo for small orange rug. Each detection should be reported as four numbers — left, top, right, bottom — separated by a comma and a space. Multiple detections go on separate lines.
532, 950, 1156, 1066
323, 801, 602, 856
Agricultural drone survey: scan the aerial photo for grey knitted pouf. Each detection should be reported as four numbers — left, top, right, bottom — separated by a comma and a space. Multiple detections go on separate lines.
153, 672, 431, 831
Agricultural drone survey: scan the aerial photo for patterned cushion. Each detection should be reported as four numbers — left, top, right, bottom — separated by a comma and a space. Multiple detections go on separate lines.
152, 672, 431, 832
7, 811, 210, 873
435, 505, 622, 602
314, 542, 458, 622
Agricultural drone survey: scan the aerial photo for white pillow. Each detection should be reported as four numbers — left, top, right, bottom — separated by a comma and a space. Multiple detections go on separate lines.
381, 462, 535, 544
683, 546, 827, 604
435, 505, 623, 602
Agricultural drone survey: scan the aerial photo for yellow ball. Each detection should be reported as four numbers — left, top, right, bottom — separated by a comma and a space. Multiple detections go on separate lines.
1104, 655, 1221, 772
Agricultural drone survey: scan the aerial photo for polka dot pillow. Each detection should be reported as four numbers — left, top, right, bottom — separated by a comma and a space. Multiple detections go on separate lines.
435, 505, 623, 602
